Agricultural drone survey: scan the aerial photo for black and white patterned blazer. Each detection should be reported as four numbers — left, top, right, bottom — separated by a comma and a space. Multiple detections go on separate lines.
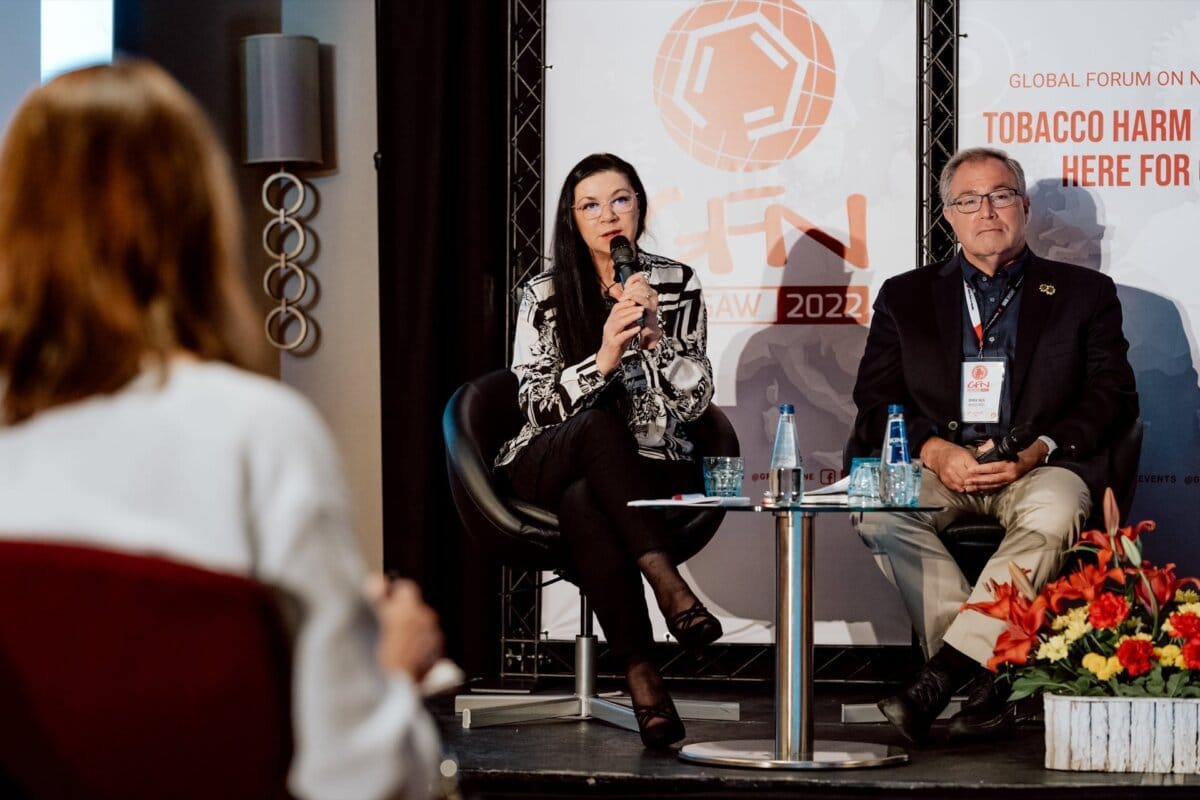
495, 249, 713, 467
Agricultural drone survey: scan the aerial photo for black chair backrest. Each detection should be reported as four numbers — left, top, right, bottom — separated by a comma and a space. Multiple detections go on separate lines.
444, 369, 561, 569
443, 369, 740, 571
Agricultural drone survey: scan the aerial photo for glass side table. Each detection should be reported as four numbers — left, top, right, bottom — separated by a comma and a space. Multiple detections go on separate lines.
636, 497, 940, 769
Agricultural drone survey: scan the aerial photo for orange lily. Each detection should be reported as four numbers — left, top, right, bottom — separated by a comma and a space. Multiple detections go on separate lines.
1075, 487, 1155, 564
963, 579, 1049, 670
1042, 550, 1125, 613
1078, 521, 1156, 562
1131, 562, 1200, 615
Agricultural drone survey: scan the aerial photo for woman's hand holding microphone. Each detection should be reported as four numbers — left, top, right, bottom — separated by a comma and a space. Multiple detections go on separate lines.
598, 274, 660, 374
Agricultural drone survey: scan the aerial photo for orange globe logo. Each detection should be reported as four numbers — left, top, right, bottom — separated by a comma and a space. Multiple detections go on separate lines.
653, 1, 836, 172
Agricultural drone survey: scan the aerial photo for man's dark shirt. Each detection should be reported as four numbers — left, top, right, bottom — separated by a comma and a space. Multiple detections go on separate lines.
958, 248, 1028, 445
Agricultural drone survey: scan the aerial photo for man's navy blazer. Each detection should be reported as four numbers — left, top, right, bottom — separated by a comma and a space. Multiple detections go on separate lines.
846, 251, 1139, 501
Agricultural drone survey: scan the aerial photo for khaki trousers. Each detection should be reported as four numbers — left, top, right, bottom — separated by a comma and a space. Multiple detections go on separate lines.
853, 465, 1090, 666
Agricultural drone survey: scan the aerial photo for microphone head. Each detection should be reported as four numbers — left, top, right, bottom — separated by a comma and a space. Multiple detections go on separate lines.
975, 423, 1037, 464
995, 423, 1037, 461
610, 235, 637, 284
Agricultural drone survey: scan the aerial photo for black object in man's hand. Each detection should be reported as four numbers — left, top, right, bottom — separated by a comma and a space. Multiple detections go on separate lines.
975, 424, 1036, 464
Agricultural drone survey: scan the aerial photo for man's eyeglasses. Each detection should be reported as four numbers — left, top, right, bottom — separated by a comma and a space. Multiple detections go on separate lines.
574, 194, 638, 220
946, 188, 1022, 214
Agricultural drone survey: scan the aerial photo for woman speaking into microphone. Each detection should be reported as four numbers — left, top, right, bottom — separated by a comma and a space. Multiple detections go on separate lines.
495, 152, 719, 748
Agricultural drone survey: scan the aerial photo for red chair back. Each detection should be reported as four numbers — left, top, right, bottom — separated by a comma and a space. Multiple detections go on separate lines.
0, 541, 293, 799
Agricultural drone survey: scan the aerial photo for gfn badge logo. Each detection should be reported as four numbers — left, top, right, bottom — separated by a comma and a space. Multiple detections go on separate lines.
653, 0, 836, 172
968, 364, 990, 391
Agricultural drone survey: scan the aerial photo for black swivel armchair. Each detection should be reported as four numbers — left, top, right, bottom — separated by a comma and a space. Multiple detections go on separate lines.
443, 369, 741, 732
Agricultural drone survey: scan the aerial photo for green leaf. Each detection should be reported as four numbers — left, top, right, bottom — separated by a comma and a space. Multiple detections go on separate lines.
1145, 666, 1165, 695
1121, 534, 1141, 565
1008, 684, 1038, 702
1115, 680, 1149, 698
1166, 671, 1188, 697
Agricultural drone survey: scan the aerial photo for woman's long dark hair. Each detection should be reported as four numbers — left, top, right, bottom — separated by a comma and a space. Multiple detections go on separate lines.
550, 153, 648, 367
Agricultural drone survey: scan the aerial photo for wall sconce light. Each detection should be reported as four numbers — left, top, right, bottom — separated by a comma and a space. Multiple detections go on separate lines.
241, 33, 322, 351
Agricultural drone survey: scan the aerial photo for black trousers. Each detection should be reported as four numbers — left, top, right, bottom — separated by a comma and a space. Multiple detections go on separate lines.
502, 408, 702, 662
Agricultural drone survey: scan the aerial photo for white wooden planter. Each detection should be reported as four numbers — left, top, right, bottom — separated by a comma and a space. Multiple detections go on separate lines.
1045, 694, 1200, 773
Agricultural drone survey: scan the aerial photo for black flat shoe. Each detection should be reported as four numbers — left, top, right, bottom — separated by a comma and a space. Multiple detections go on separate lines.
665, 601, 723, 651
633, 697, 686, 749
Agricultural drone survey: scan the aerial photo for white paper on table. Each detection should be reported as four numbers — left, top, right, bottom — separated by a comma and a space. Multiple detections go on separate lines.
628, 495, 753, 508
806, 475, 850, 495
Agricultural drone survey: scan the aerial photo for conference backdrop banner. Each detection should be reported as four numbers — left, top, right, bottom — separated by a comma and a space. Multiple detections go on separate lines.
959, 0, 1200, 578
542, 0, 918, 645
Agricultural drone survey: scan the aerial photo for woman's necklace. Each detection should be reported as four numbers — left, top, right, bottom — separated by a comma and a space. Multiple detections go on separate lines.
598, 271, 617, 297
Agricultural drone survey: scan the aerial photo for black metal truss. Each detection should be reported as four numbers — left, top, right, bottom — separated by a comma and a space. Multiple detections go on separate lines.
506, 0, 547, 366
918, 0, 959, 265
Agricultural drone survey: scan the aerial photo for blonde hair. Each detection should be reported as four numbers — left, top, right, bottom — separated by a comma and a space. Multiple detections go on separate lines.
0, 60, 257, 424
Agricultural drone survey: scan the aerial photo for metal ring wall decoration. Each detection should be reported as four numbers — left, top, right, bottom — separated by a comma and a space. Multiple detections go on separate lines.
261, 169, 310, 351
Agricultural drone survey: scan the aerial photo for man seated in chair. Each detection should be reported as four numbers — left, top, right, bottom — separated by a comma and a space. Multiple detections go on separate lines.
845, 146, 1138, 743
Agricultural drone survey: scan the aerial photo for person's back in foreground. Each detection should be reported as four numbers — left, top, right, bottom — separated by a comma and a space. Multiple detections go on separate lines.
0, 60, 444, 799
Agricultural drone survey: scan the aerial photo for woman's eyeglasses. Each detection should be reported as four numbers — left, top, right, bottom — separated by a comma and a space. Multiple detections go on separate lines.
574, 194, 638, 220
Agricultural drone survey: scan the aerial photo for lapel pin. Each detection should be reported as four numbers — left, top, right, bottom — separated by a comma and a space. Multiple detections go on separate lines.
1039, 283, 1056, 296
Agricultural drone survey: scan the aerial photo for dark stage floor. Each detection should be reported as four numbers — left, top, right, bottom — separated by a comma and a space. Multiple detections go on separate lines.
433, 681, 1200, 799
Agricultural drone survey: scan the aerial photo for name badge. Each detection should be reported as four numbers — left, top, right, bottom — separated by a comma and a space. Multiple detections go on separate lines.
961, 359, 1006, 423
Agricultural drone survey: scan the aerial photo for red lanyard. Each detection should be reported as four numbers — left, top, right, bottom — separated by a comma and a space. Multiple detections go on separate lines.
963, 273, 1024, 355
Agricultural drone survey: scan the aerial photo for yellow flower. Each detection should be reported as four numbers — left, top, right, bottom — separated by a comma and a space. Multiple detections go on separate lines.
1177, 602, 1200, 616
1176, 589, 1200, 604
1052, 605, 1087, 630
1052, 606, 1091, 642
1157, 644, 1184, 668
1063, 618, 1092, 643
1036, 635, 1069, 662
1099, 656, 1124, 681
1081, 652, 1123, 681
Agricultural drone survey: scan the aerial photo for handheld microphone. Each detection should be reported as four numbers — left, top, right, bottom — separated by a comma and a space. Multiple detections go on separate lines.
975, 423, 1037, 464
609, 235, 644, 328
610, 235, 637, 285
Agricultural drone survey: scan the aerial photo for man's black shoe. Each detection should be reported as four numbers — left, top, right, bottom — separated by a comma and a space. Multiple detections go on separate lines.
946, 670, 1018, 741
877, 655, 959, 744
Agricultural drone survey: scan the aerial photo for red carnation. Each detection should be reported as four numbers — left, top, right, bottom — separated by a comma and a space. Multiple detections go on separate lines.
1088, 592, 1130, 630
1182, 639, 1200, 670
1116, 638, 1155, 677
1169, 611, 1200, 641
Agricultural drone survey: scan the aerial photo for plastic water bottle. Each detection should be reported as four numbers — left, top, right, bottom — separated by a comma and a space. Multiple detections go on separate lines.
769, 404, 804, 505
880, 404, 912, 506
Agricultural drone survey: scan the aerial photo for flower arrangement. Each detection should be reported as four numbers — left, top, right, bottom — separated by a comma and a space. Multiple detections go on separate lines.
966, 488, 1200, 701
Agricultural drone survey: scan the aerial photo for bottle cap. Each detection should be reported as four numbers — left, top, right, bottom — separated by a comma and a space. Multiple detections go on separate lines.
887, 403, 904, 414
779, 403, 795, 414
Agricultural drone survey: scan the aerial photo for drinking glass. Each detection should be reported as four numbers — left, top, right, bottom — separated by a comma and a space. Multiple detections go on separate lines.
703, 456, 744, 497
848, 458, 881, 505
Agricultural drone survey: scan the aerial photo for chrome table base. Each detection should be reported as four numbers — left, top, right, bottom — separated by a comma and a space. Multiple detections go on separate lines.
679, 507, 911, 770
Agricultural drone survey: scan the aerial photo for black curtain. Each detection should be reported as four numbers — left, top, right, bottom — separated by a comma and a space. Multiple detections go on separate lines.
375, 1, 509, 677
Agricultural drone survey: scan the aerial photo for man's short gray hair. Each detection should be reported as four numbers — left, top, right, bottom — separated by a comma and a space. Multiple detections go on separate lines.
938, 147, 1027, 206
